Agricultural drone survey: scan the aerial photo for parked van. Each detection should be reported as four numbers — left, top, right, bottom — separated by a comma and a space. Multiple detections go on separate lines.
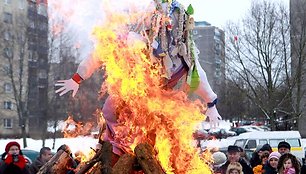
233, 131, 305, 159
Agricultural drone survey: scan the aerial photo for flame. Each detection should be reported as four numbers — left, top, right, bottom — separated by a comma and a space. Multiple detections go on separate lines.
51, 0, 213, 172
62, 116, 94, 138
88, 1, 212, 173
75, 149, 96, 163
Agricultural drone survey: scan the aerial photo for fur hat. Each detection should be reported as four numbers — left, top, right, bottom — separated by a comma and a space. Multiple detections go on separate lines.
278, 141, 291, 150
212, 151, 227, 166
268, 151, 281, 161
5, 141, 20, 153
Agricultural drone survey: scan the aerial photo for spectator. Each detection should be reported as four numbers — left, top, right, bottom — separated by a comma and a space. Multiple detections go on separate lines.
278, 141, 291, 155
250, 145, 264, 168
29, 147, 53, 174
220, 145, 254, 174
212, 151, 227, 174
263, 152, 281, 174
226, 162, 243, 174
253, 151, 270, 174
277, 153, 300, 174
260, 144, 272, 153
0, 141, 30, 174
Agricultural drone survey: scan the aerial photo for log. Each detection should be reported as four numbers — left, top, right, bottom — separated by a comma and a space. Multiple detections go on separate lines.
97, 141, 113, 174
134, 143, 165, 174
112, 153, 136, 174
37, 148, 73, 174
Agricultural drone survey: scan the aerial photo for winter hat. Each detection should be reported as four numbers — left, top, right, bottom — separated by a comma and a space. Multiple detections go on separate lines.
278, 141, 291, 150
268, 151, 281, 161
255, 144, 263, 152
260, 144, 272, 152
227, 145, 241, 153
212, 151, 227, 166
5, 141, 20, 153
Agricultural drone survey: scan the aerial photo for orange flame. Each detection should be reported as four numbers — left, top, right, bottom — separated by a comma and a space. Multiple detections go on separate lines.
89, 1, 212, 173
62, 116, 94, 138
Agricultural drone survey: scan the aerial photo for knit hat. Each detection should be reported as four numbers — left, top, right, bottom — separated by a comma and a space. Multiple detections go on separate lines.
255, 144, 263, 152
212, 151, 227, 166
278, 141, 291, 150
260, 144, 272, 152
5, 141, 21, 153
268, 151, 281, 161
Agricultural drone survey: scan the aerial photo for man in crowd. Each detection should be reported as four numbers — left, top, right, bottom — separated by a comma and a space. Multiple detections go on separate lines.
29, 147, 53, 174
220, 145, 254, 174
277, 141, 291, 155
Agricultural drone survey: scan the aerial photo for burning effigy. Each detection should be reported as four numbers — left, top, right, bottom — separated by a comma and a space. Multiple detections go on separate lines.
55, 0, 221, 173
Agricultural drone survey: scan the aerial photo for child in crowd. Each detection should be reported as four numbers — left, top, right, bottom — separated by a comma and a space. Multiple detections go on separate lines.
277, 153, 300, 174
226, 162, 244, 174
263, 151, 281, 174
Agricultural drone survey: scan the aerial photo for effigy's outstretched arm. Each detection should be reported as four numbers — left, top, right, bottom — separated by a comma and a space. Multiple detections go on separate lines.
55, 56, 101, 97
194, 57, 222, 128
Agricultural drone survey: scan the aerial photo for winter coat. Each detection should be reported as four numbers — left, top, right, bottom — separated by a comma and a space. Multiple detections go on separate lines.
220, 158, 254, 174
263, 163, 277, 174
0, 154, 30, 174
29, 157, 44, 174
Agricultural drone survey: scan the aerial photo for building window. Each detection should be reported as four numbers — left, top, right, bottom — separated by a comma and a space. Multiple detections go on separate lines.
3, 65, 11, 75
4, 0, 11, 4
38, 69, 47, 79
29, 21, 35, 28
4, 31, 12, 41
4, 83, 12, 93
4, 47, 13, 58
215, 71, 221, 77
4, 118, 13, 129
4, 101, 13, 110
3, 12, 12, 23
19, 0, 25, 9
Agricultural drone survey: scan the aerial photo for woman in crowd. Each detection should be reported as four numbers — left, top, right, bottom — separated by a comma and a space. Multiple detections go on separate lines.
226, 162, 244, 174
277, 153, 301, 174
263, 151, 281, 174
0, 141, 30, 174
253, 151, 270, 174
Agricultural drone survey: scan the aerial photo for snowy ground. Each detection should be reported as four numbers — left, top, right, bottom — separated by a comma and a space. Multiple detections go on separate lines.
1, 119, 305, 156
0, 136, 99, 155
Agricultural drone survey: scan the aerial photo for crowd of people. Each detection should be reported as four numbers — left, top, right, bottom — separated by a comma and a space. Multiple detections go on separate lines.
1, 140, 306, 174
211, 141, 306, 174
0, 142, 75, 174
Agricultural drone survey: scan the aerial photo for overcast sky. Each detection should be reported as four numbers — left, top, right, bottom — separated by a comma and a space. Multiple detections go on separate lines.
178, 0, 289, 29
48, 0, 290, 60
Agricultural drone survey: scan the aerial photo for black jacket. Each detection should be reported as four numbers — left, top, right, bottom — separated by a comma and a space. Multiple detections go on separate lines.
0, 161, 30, 174
263, 163, 277, 174
220, 158, 254, 174
29, 157, 44, 174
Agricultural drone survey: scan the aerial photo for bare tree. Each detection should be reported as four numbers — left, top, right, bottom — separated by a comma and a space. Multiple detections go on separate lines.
290, 0, 306, 136
225, 0, 291, 130
46, 17, 104, 148
1, 11, 29, 147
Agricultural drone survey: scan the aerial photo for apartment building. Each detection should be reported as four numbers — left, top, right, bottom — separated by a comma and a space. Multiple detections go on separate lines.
0, 0, 29, 137
0, 0, 48, 137
193, 21, 226, 113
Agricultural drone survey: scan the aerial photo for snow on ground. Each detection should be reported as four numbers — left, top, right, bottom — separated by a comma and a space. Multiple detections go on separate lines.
0, 137, 99, 155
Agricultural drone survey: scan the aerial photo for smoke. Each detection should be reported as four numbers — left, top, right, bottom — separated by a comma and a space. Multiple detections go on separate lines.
48, 0, 152, 62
